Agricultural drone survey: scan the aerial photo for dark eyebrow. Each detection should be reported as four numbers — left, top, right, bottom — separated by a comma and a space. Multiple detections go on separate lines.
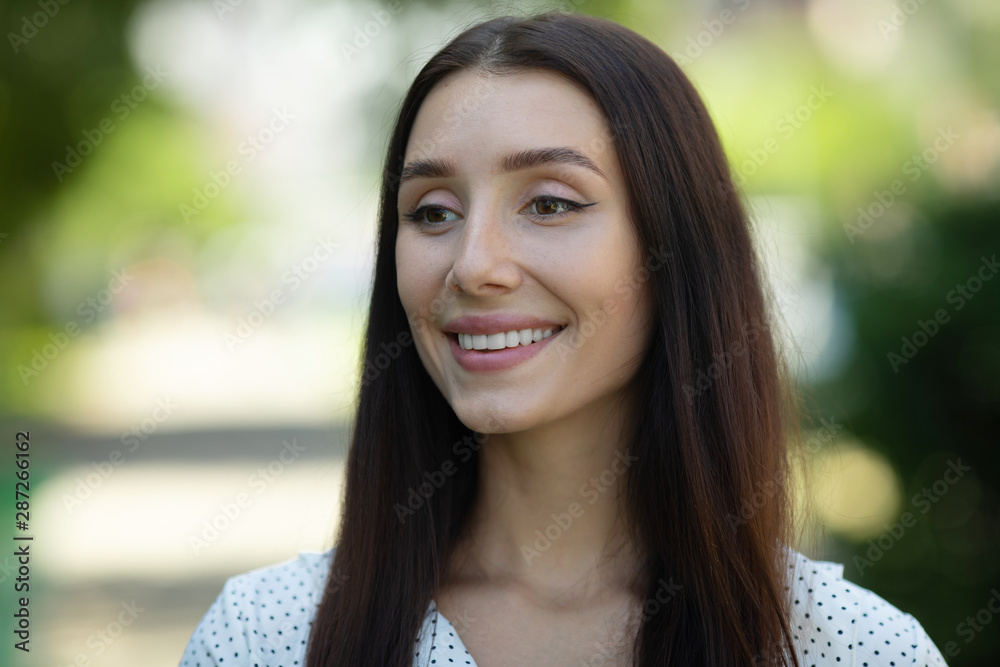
398, 146, 606, 185
500, 147, 607, 180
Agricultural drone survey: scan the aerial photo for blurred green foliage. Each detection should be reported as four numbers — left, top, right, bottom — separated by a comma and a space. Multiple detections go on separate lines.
816, 195, 1000, 665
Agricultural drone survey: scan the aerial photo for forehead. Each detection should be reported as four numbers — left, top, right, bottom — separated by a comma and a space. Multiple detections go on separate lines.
404, 69, 613, 165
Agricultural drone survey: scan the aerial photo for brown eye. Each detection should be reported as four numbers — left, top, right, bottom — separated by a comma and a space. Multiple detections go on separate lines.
534, 199, 563, 215
426, 207, 448, 223
402, 204, 459, 225
527, 197, 589, 218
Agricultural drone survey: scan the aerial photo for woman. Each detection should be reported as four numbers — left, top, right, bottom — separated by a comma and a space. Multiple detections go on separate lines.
181, 11, 947, 666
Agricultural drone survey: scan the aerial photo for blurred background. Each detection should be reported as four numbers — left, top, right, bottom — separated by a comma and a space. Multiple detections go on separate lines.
0, 0, 997, 664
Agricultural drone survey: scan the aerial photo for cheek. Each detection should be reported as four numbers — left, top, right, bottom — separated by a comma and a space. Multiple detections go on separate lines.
395, 234, 434, 316
395, 239, 445, 384
559, 262, 652, 363
395, 234, 452, 371
542, 238, 646, 327
600, 232, 652, 336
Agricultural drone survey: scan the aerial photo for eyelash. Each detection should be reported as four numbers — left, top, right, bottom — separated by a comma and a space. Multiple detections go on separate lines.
401, 196, 595, 226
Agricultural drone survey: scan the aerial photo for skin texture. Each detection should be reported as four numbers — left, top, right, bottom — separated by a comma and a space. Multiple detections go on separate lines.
395, 68, 656, 665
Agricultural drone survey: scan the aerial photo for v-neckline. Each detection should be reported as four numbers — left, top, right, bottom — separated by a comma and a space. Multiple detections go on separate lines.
424, 600, 480, 666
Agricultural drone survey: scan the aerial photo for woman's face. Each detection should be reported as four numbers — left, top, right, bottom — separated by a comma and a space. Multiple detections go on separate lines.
396, 68, 655, 434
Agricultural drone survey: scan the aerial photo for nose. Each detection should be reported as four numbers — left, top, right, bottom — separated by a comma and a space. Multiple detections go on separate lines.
446, 202, 522, 296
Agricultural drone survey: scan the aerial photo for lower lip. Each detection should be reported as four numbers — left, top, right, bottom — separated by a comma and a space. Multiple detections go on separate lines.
447, 329, 564, 372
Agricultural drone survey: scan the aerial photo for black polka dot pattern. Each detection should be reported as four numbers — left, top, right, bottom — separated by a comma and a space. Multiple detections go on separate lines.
178, 549, 947, 665
179, 551, 331, 667
783, 551, 947, 666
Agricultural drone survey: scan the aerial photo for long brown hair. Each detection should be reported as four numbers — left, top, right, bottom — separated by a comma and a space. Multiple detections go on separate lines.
307, 11, 803, 666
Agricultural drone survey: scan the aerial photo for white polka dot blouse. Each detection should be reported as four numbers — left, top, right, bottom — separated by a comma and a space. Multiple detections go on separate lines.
179, 548, 947, 666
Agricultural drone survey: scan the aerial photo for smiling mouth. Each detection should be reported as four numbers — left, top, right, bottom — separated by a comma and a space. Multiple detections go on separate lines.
449, 326, 565, 351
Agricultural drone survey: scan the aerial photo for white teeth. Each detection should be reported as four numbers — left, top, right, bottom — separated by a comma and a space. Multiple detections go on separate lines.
486, 333, 506, 350
457, 327, 560, 351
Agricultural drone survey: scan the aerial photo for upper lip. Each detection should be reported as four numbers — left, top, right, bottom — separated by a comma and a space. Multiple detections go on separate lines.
443, 314, 566, 336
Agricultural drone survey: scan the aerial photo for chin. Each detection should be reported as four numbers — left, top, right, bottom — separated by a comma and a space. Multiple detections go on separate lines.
448, 396, 548, 436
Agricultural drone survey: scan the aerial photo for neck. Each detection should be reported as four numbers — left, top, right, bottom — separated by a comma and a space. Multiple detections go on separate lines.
448, 387, 645, 604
